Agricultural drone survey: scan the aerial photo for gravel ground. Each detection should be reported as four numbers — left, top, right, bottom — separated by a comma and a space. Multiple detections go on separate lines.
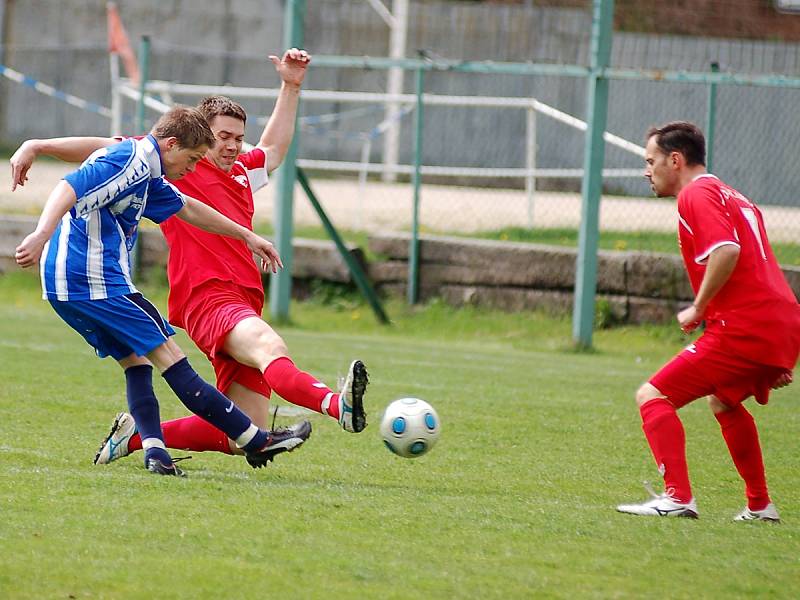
3, 161, 799, 242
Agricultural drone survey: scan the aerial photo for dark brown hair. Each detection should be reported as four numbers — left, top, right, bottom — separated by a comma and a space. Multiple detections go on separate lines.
646, 121, 706, 167
197, 95, 247, 125
151, 105, 216, 149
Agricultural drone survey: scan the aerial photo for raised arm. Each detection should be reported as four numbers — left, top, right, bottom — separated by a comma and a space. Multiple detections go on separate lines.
258, 48, 310, 173
15, 180, 78, 267
10, 137, 117, 191
176, 197, 283, 273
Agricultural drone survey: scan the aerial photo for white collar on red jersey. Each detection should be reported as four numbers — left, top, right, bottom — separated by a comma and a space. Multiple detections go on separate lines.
691, 173, 718, 182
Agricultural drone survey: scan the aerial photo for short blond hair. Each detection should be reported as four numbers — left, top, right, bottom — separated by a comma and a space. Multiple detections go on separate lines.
151, 106, 216, 150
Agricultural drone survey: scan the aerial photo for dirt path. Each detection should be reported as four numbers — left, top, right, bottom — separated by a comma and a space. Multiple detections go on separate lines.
3, 162, 799, 242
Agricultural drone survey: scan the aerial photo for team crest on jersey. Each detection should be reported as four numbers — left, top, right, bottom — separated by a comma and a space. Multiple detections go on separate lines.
232, 174, 249, 188
109, 192, 145, 216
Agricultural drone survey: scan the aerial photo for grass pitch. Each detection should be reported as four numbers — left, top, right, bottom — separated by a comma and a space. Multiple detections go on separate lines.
0, 272, 798, 599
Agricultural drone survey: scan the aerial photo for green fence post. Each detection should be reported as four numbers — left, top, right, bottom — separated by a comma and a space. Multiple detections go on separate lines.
135, 35, 150, 135
131, 35, 150, 283
408, 59, 425, 305
706, 61, 719, 173
269, 0, 306, 322
572, 0, 614, 350
296, 168, 390, 324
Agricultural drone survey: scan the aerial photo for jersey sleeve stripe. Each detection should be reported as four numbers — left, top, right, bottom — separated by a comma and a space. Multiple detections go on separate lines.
114, 221, 135, 294
74, 152, 148, 216
246, 165, 268, 192
81, 148, 136, 196
694, 240, 740, 264
54, 215, 71, 300
122, 294, 171, 338
678, 215, 693, 235
163, 180, 187, 206
86, 212, 107, 300
246, 147, 269, 192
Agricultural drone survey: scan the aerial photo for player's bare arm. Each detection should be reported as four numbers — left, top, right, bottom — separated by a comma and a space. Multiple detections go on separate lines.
176, 196, 283, 272
677, 243, 740, 332
15, 180, 78, 267
9, 137, 116, 191
259, 48, 310, 173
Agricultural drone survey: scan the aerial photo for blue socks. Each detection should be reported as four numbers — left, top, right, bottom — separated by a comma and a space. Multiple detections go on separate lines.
162, 358, 268, 453
125, 364, 172, 467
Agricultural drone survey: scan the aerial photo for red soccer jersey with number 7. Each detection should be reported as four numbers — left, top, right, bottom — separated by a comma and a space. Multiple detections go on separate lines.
676, 174, 800, 369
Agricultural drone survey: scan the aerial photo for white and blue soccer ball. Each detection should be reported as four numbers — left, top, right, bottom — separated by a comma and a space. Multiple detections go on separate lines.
380, 397, 441, 458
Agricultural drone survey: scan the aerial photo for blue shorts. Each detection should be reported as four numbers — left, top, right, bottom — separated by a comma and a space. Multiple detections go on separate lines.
50, 293, 175, 360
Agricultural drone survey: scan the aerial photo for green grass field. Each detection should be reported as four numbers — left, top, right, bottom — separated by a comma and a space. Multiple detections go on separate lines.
0, 272, 798, 599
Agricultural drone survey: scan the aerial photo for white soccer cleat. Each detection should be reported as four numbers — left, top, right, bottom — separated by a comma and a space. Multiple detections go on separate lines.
733, 503, 781, 523
93, 412, 136, 465
337, 360, 368, 433
617, 486, 698, 519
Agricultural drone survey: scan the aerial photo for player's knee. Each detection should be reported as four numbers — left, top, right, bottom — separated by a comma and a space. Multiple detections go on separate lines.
250, 335, 288, 368
635, 382, 662, 407
266, 335, 289, 358
248, 324, 287, 356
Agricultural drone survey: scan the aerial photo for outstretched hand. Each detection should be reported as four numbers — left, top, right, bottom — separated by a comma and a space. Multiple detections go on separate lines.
245, 232, 283, 274
9, 141, 37, 191
269, 48, 311, 88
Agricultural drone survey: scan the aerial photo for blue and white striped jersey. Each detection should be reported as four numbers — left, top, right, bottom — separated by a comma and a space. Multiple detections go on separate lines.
40, 135, 185, 301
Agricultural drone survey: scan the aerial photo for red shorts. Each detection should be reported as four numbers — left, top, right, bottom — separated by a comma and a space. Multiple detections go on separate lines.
180, 280, 270, 397
650, 332, 787, 408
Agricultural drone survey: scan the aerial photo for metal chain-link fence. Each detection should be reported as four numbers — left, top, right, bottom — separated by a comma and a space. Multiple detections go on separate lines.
2, 0, 799, 255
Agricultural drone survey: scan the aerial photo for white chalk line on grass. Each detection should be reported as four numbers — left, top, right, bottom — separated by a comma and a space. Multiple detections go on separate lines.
0, 339, 67, 353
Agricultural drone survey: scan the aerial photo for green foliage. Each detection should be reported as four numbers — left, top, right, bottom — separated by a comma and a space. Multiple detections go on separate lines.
307, 279, 363, 312
594, 297, 623, 330
472, 226, 800, 266
0, 271, 798, 599
253, 222, 372, 256
259, 221, 800, 266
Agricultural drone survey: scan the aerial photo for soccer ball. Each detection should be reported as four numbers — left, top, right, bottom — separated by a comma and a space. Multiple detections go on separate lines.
380, 397, 441, 458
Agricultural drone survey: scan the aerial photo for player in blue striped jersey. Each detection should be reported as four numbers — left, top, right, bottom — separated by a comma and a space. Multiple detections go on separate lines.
15, 106, 312, 475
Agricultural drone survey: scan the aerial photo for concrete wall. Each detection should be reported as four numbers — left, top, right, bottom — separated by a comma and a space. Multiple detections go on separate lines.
3, 218, 797, 324
0, 215, 364, 287
2, 0, 800, 206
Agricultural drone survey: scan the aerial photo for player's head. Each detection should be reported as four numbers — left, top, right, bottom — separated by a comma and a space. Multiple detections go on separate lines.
644, 121, 706, 197
151, 106, 215, 180
197, 95, 248, 172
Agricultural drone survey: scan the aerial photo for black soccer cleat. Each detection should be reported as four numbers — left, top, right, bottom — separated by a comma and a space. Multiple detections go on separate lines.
146, 457, 187, 478
338, 360, 369, 433
245, 420, 313, 469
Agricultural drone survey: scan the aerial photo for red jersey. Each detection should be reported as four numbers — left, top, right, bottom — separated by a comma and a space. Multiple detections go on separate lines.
677, 174, 800, 369
160, 148, 269, 327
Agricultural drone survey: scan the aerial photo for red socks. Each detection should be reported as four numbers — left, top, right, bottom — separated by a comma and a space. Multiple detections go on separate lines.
263, 357, 339, 419
128, 415, 232, 454
639, 398, 693, 503
715, 404, 770, 511
124, 357, 339, 455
